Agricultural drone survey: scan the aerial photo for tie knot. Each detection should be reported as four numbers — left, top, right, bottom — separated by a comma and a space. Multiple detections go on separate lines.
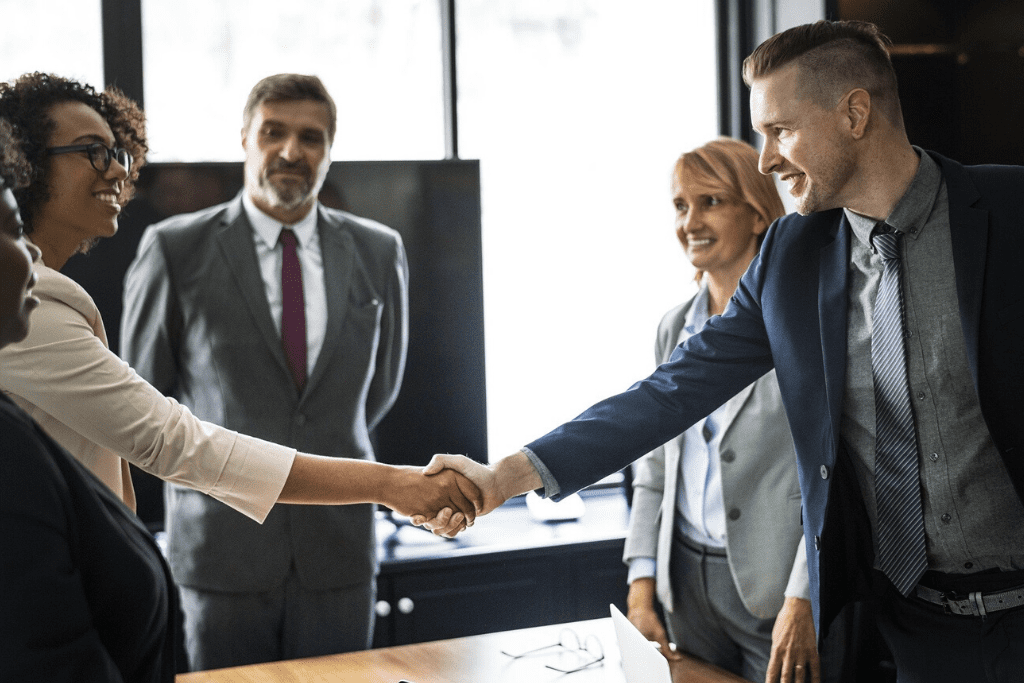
279, 228, 298, 249
871, 225, 901, 261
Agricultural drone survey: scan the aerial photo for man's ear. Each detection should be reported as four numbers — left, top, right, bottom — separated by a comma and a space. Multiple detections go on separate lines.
843, 88, 871, 140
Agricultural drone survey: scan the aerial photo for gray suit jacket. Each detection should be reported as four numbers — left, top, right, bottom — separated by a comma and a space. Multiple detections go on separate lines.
623, 294, 806, 619
121, 195, 408, 593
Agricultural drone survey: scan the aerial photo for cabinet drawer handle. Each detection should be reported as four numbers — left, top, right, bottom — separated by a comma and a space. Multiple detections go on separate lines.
397, 597, 415, 614
375, 600, 392, 617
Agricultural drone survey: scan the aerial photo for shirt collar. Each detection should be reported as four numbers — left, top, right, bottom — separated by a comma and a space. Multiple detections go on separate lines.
242, 192, 320, 250
683, 281, 711, 335
844, 146, 942, 249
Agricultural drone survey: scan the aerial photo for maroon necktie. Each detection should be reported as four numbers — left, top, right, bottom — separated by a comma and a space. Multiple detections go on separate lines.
279, 228, 307, 391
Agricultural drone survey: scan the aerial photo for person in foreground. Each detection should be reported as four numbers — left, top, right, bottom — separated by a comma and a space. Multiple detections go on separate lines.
624, 137, 824, 683
0, 72, 478, 666
422, 20, 1024, 683
119, 73, 418, 668
0, 120, 178, 682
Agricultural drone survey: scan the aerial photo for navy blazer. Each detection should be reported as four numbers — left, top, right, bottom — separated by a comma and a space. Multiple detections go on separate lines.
527, 151, 1024, 638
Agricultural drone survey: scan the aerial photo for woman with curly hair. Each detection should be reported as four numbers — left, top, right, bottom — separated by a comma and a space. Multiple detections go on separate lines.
0, 74, 476, 536
1, 118, 178, 682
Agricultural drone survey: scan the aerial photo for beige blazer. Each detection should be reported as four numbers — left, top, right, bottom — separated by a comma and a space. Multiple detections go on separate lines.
0, 262, 293, 522
623, 293, 808, 619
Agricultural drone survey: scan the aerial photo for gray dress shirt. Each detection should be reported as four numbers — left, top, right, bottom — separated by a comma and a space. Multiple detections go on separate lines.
841, 149, 1024, 575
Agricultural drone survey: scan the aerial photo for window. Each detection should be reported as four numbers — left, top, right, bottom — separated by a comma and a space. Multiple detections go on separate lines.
457, 0, 719, 457
141, 0, 445, 161
0, 0, 104, 87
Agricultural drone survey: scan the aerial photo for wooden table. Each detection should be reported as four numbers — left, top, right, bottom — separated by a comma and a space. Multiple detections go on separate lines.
177, 617, 747, 683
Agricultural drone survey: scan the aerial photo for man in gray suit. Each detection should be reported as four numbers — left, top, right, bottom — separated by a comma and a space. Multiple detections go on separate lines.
121, 73, 409, 670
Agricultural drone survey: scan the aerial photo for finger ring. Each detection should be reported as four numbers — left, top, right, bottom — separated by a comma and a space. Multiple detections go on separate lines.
795, 664, 804, 669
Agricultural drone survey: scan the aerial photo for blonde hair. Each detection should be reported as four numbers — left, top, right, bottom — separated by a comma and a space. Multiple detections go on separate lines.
673, 137, 785, 282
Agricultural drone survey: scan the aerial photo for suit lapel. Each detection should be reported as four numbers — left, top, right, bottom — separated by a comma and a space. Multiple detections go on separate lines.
718, 382, 757, 441
215, 197, 293, 383
306, 206, 355, 393
933, 153, 986, 389
818, 213, 851, 451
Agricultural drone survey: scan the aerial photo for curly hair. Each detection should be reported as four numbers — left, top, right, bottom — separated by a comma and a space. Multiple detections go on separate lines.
0, 119, 31, 191
0, 72, 147, 233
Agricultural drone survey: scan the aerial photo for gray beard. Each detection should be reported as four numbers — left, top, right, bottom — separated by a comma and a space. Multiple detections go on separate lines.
262, 177, 311, 211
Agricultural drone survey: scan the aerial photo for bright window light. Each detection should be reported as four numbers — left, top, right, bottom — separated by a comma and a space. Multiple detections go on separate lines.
457, 0, 718, 459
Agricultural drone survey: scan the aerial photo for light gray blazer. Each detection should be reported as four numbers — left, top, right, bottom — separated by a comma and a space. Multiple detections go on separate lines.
623, 294, 807, 619
121, 194, 408, 594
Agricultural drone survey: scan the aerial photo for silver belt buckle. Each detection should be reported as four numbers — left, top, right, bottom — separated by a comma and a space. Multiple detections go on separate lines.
941, 591, 986, 617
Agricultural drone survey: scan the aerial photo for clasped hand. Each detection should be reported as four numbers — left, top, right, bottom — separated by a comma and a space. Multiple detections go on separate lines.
407, 453, 508, 536
385, 463, 484, 534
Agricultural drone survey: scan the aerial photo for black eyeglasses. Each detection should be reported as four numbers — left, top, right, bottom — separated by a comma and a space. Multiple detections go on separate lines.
501, 628, 605, 674
47, 142, 132, 174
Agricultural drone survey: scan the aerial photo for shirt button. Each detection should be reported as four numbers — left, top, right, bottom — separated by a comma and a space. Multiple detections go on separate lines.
820, 465, 829, 480
941, 513, 951, 523
909, 227, 918, 235
702, 426, 713, 442
720, 450, 736, 463
728, 508, 741, 521
964, 562, 974, 570
929, 452, 939, 462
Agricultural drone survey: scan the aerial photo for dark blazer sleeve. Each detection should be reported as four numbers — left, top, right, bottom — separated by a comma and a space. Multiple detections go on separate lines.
120, 225, 182, 398
0, 407, 125, 683
364, 229, 409, 432
527, 252, 776, 498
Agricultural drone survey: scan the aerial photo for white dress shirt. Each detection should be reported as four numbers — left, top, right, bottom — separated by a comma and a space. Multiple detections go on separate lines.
242, 193, 328, 378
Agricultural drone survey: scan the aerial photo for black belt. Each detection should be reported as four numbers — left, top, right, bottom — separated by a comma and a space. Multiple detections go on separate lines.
673, 531, 727, 558
913, 583, 1024, 617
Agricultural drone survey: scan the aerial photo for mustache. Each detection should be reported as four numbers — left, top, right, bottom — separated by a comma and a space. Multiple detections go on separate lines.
268, 160, 312, 176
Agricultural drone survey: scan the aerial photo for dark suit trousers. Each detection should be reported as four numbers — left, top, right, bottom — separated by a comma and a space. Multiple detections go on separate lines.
178, 568, 375, 671
874, 581, 1024, 683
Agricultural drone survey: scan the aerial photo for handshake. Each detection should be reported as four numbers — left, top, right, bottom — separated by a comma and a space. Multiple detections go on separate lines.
386, 452, 543, 537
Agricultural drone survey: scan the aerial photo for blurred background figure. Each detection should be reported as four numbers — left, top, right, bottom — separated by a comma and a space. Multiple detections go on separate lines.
623, 138, 820, 683
120, 73, 411, 670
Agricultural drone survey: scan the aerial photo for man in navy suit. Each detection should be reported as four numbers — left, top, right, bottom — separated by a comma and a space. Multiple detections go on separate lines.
423, 20, 1024, 683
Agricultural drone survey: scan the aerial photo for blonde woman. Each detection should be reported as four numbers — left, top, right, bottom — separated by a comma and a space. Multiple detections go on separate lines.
622, 138, 817, 683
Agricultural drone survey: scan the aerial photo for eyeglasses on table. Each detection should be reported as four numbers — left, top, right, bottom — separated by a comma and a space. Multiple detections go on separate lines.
501, 627, 605, 674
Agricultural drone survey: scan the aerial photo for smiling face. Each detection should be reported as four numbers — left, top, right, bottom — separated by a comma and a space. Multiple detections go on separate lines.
0, 187, 40, 347
242, 99, 332, 224
32, 101, 128, 252
672, 174, 766, 281
750, 63, 857, 215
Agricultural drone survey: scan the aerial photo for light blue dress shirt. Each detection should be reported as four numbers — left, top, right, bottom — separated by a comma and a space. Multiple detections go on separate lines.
629, 283, 730, 583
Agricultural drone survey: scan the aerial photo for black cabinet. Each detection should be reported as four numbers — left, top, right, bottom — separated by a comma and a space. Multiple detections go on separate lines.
372, 490, 630, 647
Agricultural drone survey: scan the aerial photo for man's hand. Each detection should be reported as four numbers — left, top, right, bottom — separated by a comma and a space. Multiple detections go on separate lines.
766, 596, 820, 683
382, 466, 483, 535
409, 451, 543, 535
627, 578, 682, 661
421, 454, 507, 515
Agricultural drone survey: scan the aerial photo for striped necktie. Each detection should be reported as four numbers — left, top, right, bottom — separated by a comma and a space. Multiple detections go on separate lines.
871, 224, 927, 596
280, 228, 307, 391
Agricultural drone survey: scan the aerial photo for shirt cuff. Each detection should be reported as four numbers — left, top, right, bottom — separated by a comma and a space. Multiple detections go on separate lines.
627, 557, 657, 585
520, 446, 560, 499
